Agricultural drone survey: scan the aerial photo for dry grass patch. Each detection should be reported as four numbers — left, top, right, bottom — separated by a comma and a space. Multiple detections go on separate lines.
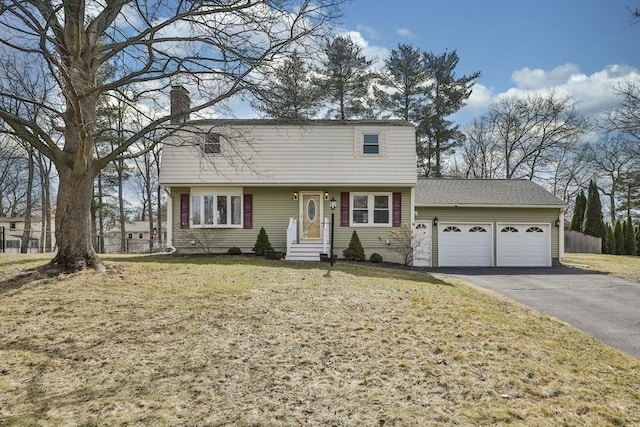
1, 254, 639, 426
563, 253, 640, 283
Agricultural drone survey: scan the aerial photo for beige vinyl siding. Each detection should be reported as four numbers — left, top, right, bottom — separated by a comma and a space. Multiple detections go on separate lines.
160, 123, 416, 187
170, 186, 412, 260
416, 207, 562, 266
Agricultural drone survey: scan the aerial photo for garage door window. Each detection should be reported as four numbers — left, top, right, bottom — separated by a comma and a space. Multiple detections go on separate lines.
526, 227, 544, 233
470, 226, 487, 232
443, 226, 461, 232
501, 226, 518, 232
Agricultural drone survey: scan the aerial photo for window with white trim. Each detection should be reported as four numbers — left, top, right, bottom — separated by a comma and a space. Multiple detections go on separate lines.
363, 134, 379, 154
191, 194, 242, 227
138, 233, 144, 239
351, 193, 391, 226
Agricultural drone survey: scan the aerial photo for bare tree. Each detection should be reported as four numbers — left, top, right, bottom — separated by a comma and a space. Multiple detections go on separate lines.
587, 137, 639, 224
487, 93, 590, 180
459, 117, 503, 178
0, 0, 342, 271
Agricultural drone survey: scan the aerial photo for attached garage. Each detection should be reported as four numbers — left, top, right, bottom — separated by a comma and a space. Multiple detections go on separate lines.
414, 179, 566, 268
438, 223, 493, 266
497, 223, 551, 267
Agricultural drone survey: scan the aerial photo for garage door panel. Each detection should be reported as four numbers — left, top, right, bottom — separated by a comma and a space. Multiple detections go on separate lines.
438, 224, 492, 267
497, 224, 551, 267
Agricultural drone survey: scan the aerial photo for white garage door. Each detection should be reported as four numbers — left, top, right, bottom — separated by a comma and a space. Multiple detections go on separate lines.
497, 224, 551, 267
438, 223, 493, 267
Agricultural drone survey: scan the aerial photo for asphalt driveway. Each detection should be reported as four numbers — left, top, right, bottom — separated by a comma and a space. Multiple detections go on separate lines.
434, 266, 640, 359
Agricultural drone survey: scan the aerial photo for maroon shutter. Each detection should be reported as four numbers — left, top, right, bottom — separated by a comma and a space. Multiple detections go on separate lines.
243, 194, 253, 229
392, 192, 402, 227
340, 192, 350, 227
180, 194, 189, 229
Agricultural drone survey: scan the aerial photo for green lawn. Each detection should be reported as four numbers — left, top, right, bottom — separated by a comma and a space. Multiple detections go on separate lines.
563, 253, 640, 283
1, 254, 639, 425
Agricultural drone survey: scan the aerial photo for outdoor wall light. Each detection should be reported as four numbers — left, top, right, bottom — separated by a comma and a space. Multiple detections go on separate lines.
433, 216, 438, 226
555, 218, 561, 227
325, 192, 329, 200
293, 191, 298, 200
330, 196, 337, 211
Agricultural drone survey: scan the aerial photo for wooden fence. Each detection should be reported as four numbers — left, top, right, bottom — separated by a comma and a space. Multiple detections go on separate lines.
564, 230, 602, 253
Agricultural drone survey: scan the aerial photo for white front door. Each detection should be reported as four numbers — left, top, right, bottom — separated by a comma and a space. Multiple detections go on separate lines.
413, 222, 431, 266
300, 193, 322, 240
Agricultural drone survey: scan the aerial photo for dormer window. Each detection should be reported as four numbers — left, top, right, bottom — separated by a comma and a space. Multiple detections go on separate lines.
204, 133, 221, 154
363, 134, 379, 154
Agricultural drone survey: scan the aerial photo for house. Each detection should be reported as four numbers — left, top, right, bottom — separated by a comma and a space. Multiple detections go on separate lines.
0, 216, 56, 253
103, 221, 167, 254
159, 86, 566, 266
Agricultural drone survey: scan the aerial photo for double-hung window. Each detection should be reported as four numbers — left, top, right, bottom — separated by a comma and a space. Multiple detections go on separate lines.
351, 193, 391, 226
363, 134, 379, 154
191, 194, 242, 227
203, 133, 221, 154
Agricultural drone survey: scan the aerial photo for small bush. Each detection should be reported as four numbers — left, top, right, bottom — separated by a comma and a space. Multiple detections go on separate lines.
253, 227, 273, 256
343, 231, 365, 261
370, 253, 383, 263
227, 247, 242, 255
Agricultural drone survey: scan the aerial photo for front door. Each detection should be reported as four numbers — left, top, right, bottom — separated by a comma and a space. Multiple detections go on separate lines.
300, 193, 322, 240
413, 222, 431, 266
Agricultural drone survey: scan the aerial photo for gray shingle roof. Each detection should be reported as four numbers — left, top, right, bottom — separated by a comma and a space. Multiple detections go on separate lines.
415, 178, 566, 207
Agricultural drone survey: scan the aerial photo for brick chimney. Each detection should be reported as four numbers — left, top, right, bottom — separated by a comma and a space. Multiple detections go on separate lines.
170, 85, 190, 124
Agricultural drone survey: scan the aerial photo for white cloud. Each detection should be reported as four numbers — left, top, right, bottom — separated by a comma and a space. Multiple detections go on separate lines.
356, 24, 378, 39
396, 27, 415, 38
501, 64, 640, 118
511, 63, 581, 90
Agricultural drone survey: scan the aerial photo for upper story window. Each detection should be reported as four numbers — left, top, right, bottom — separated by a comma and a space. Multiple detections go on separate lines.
138, 233, 144, 239
191, 194, 242, 228
351, 193, 391, 226
204, 133, 221, 154
363, 134, 379, 154
128, 233, 133, 239
9, 222, 16, 230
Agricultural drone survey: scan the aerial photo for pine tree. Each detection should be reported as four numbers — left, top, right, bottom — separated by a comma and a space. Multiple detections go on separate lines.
636, 225, 640, 256
253, 227, 273, 256
624, 216, 637, 255
420, 50, 481, 177
583, 180, 606, 245
343, 230, 365, 261
375, 44, 427, 122
314, 36, 373, 119
252, 52, 321, 120
605, 224, 615, 254
613, 220, 624, 255
570, 190, 587, 232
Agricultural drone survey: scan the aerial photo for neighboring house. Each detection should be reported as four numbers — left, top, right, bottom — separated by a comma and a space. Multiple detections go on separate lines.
159, 86, 566, 266
103, 221, 167, 254
0, 216, 56, 253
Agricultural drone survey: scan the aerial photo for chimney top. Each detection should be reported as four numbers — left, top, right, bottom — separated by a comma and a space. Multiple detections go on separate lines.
170, 85, 190, 124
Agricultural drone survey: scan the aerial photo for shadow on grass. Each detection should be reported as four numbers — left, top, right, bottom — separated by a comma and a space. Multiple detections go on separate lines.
0, 266, 55, 295
100, 253, 453, 287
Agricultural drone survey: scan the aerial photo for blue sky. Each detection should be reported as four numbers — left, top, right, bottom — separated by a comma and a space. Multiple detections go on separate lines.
336, 0, 640, 122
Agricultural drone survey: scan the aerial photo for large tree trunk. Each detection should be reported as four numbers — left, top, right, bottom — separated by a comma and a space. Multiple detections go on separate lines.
50, 167, 102, 272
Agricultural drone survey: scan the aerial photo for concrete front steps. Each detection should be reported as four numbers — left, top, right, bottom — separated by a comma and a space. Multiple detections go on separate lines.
286, 241, 325, 261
